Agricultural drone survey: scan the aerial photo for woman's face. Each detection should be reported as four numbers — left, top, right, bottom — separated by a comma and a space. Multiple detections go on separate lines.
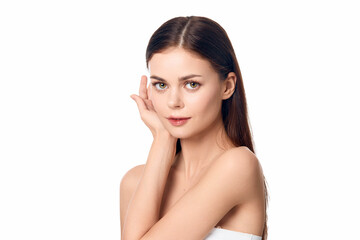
148, 47, 225, 139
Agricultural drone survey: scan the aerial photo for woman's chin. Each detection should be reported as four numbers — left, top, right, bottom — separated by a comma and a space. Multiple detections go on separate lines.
166, 129, 191, 139
169, 133, 189, 139
168, 128, 205, 140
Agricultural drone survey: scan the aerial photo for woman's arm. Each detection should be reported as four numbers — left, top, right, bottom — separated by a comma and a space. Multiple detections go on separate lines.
122, 75, 178, 240
135, 147, 263, 240
120, 164, 145, 234
121, 133, 177, 240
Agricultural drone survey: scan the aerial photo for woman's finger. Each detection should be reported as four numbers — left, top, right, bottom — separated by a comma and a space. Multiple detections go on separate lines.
130, 94, 148, 114
139, 75, 148, 99
145, 99, 155, 112
147, 84, 151, 99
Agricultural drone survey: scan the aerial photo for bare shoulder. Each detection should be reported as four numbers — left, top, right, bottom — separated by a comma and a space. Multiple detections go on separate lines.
210, 146, 264, 204
225, 146, 261, 169
120, 164, 146, 231
120, 164, 146, 191
213, 146, 261, 175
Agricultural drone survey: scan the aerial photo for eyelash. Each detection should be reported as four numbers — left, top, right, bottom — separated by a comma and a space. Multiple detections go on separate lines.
151, 81, 201, 91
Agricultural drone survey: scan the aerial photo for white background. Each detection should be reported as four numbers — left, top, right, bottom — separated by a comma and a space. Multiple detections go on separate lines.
1, 0, 359, 239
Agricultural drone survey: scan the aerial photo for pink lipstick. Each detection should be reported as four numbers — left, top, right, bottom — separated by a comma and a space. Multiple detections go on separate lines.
168, 117, 191, 126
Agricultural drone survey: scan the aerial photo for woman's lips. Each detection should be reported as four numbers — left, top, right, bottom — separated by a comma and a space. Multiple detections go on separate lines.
167, 117, 191, 126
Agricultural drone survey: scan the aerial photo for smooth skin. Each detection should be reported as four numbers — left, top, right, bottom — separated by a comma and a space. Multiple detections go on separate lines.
120, 47, 265, 240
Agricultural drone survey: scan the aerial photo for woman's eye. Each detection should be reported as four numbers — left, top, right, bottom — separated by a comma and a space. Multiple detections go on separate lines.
153, 82, 167, 90
185, 82, 200, 89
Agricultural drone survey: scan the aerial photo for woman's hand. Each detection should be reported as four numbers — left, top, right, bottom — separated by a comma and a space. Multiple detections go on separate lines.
130, 75, 173, 139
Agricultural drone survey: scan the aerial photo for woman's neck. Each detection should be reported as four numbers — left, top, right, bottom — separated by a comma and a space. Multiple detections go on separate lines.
173, 116, 235, 184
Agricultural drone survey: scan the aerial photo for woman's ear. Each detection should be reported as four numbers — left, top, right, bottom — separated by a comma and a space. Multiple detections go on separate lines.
221, 72, 237, 100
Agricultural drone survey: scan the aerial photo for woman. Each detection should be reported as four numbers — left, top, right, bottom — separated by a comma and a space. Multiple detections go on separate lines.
120, 16, 268, 240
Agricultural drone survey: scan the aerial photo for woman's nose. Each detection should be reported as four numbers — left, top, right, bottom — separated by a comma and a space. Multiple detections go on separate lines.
167, 89, 184, 109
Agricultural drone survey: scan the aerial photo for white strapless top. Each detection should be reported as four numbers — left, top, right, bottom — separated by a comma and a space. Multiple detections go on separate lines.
204, 227, 262, 240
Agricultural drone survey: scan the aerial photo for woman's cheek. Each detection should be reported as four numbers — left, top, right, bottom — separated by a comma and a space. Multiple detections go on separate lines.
189, 93, 210, 111
197, 92, 221, 117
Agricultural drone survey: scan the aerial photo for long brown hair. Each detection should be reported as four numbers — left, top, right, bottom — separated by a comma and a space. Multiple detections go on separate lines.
145, 16, 268, 240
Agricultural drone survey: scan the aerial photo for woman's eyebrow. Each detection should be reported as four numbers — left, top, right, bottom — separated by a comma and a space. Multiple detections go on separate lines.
150, 74, 202, 82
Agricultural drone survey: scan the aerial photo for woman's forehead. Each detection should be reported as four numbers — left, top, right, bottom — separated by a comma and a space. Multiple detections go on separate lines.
148, 47, 216, 78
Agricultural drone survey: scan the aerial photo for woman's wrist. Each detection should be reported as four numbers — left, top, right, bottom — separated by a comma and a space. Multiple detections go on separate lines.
152, 131, 177, 163
153, 130, 177, 143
